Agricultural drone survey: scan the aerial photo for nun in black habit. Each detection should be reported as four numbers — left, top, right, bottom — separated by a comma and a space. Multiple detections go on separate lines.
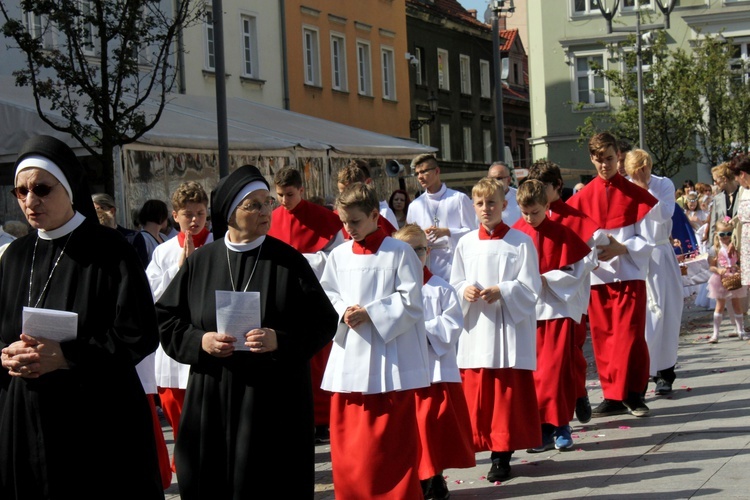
156, 165, 338, 499
0, 135, 163, 499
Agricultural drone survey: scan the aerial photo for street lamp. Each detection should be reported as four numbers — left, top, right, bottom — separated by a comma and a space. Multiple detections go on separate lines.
484, 1, 515, 163
596, 0, 676, 150
409, 92, 439, 132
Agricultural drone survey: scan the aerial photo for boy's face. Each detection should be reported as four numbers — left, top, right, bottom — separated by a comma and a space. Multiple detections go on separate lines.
275, 185, 303, 211
520, 202, 549, 228
473, 191, 506, 229
339, 206, 379, 242
173, 201, 208, 235
590, 146, 619, 181
402, 233, 430, 267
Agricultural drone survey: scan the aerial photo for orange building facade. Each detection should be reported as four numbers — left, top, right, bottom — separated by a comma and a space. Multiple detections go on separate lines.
284, 0, 411, 138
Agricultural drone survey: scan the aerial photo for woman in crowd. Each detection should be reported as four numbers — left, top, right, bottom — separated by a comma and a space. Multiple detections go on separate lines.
156, 165, 338, 499
389, 189, 411, 229
0, 135, 162, 499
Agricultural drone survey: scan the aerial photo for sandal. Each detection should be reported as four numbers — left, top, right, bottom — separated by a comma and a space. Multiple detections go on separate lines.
708, 336, 718, 344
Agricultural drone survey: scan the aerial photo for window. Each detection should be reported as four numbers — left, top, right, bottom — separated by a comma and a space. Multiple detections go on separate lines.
480, 59, 491, 98
25, 11, 55, 49
418, 123, 430, 146
440, 123, 451, 161
80, 0, 96, 56
513, 62, 519, 85
382, 47, 396, 100
331, 33, 347, 91
241, 15, 258, 78
572, 0, 600, 15
437, 48, 450, 90
731, 42, 750, 84
573, 53, 606, 106
483, 130, 492, 164
460, 55, 471, 94
622, 0, 654, 10
303, 27, 321, 86
204, 8, 215, 70
415, 47, 425, 86
357, 40, 372, 96
623, 49, 653, 101
463, 126, 473, 162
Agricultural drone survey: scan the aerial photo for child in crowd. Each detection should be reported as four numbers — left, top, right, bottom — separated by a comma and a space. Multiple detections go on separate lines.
393, 224, 475, 500
512, 180, 592, 452
684, 192, 708, 232
146, 181, 212, 474
320, 183, 430, 499
706, 218, 748, 343
450, 177, 542, 482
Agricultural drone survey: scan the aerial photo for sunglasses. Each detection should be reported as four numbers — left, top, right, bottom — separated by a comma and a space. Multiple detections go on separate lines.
718, 231, 733, 237
11, 182, 60, 200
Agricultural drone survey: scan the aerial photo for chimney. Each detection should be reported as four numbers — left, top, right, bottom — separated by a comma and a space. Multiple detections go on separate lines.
467, 9, 477, 18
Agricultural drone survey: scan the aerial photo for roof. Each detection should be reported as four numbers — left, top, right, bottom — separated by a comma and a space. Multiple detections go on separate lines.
499, 28, 518, 52
0, 76, 435, 164
406, 0, 491, 32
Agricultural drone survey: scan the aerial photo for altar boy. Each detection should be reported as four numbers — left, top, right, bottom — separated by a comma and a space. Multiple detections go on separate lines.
450, 177, 542, 482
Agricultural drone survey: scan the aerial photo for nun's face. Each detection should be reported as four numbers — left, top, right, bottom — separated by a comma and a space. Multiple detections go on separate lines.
15, 168, 75, 231
228, 189, 274, 243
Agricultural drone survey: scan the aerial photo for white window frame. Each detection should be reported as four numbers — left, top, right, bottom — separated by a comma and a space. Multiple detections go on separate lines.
440, 123, 452, 161
460, 54, 471, 95
731, 41, 750, 84
483, 129, 492, 164
572, 51, 608, 108
462, 126, 473, 162
381, 46, 396, 100
415, 47, 424, 86
437, 48, 450, 90
357, 40, 373, 96
418, 122, 430, 146
25, 11, 56, 50
571, 0, 600, 16
330, 32, 347, 91
204, 8, 215, 71
241, 14, 259, 79
303, 26, 321, 86
480, 59, 491, 98
621, 0, 654, 11
80, 0, 96, 56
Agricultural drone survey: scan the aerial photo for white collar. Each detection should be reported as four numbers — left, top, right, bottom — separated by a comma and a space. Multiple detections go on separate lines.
38, 212, 85, 240
224, 233, 265, 253
425, 183, 447, 200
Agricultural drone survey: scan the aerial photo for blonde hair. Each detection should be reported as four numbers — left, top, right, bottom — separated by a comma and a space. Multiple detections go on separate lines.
337, 164, 367, 187
711, 162, 735, 182
713, 218, 734, 255
624, 149, 652, 177
516, 179, 548, 208
471, 177, 505, 202
393, 223, 427, 242
335, 182, 378, 214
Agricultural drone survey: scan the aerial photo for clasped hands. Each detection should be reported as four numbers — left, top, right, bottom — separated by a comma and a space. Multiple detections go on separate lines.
201, 327, 278, 357
1, 333, 68, 378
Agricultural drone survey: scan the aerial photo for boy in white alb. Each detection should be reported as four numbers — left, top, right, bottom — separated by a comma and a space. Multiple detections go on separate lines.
320, 183, 430, 500
450, 177, 542, 483
407, 154, 477, 281
146, 181, 212, 472
393, 224, 475, 500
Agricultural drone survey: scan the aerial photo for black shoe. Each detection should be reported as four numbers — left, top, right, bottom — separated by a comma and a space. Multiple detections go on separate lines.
654, 378, 672, 395
430, 474, 450, 500
487, 461, 511, 482
623, 395, 650, 417
421, 477, 434, 499
314, 425, 329, 444
591, 399, 628, 418
575, 395, 592, 424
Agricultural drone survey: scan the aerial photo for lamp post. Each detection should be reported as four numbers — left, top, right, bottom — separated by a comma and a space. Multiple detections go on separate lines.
409, 92, 439, 132
596, 0, 675, 150
485, 0, 515, 163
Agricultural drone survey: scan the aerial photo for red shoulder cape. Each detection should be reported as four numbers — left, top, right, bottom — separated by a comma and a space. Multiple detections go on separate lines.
548, 199, 600, 243
566, 174, 657, 230
513, 217, 591, 274
268, 199, 343, 253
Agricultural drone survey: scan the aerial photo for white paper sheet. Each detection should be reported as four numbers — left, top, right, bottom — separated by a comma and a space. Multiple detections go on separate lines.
22, 307, 78, 343
215, 290, 261, 352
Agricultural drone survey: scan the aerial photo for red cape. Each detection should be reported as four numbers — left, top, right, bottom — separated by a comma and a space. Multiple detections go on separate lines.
268, 199, 343, 253
566, 174, 657, 230
513, 217, 591, 274
548, 199, 600, 243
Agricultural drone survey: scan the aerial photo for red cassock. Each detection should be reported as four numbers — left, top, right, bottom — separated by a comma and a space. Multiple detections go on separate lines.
548, 199, 600, 399
567, 174, 657, 400
514, 217, 591, 427
268, 199, 343, 425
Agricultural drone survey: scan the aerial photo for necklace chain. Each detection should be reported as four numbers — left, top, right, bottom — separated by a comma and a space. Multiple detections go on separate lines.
226, 243, 263, 292
28, 231, 74, 308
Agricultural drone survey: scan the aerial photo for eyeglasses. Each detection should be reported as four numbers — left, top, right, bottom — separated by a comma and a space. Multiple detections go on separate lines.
718, 231, 733, 237
237, 199, 275, 214
413, 246, 428, 256
415, 167, 437, 176
11, 182, 60, 200
492, 175, 510, 181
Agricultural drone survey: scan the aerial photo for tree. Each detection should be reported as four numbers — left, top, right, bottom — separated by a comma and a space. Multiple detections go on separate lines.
577, 30, 701, 178
0, 0, 199, 194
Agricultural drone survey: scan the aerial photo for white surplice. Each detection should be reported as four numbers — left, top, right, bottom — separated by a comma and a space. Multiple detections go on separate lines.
423, 274, 464, 383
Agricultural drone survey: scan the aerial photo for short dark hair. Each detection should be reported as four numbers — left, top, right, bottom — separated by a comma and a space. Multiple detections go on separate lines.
617, 139, 632, 154
139, 199, 169, 224
729, 153, 750, 176
274, 167, 303, 189
589, 132, 619, 157
527, 159, 563, 194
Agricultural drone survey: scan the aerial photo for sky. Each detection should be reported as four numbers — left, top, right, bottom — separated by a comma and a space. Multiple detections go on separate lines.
458, 0, 491, 19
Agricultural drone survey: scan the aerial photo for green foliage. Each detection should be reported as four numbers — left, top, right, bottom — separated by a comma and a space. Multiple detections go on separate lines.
0, 0, 200, 191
